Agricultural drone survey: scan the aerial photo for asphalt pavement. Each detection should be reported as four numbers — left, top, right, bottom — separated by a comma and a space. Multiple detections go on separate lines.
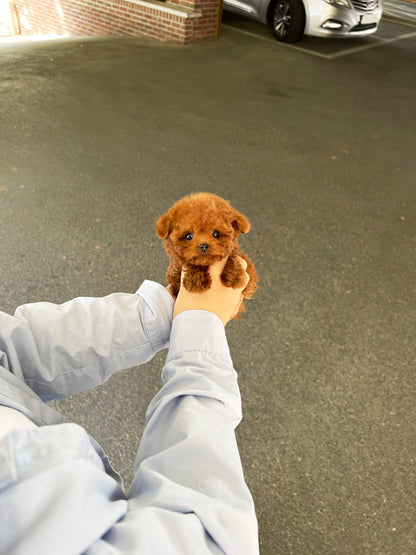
383, 0, 416, 22
1, 21, 415, 554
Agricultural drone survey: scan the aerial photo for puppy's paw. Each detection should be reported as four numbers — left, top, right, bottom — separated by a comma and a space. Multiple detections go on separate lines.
166, 264, 182, 298
221, 256, 249, 289
183, 265, 212, 292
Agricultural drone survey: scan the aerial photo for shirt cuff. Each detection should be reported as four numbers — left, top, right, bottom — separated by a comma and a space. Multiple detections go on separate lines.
136, 280, 174, 352
167, 310, 233, 367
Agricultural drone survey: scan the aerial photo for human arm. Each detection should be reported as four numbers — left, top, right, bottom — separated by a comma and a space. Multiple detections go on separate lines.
0, 264, 258, 554
0, 309, 258, 555
99, 260, 259, 554
0, 281, 173, 402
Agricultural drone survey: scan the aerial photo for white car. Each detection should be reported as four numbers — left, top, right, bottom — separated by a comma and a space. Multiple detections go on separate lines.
223, 0, 383, 41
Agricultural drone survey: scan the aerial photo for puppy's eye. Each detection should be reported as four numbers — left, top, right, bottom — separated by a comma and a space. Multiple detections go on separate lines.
185, 233, 194, 241
213, 231, 220, 238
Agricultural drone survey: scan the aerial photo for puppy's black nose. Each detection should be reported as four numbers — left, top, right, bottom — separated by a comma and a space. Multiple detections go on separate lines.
199, 243, 209, 253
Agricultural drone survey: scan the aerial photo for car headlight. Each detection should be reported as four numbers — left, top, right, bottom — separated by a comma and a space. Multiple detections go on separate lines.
324, 0, 352, 8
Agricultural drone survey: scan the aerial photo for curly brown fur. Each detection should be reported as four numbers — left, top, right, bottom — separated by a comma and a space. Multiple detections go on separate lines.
156, 193, 258, 318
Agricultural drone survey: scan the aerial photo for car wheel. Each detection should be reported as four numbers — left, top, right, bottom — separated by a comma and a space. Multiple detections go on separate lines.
271, 0, 305, 42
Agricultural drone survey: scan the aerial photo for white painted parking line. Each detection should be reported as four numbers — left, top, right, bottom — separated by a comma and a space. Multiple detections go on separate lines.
223, 24, 332, 58
327, 29, 416, 58
222, 23, 416, 59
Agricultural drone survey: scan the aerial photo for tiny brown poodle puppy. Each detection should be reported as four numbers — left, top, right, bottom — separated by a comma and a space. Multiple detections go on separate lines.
156, 192, 258, 317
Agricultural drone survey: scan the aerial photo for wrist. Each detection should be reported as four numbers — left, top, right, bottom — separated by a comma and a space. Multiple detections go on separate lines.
167, 310, 232, 366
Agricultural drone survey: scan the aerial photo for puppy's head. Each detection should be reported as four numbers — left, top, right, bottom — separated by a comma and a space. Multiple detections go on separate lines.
156, 193, 250, 266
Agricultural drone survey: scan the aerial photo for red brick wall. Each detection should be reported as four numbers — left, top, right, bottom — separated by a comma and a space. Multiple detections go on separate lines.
13, 0, 220, 43
191, 0, 219, 39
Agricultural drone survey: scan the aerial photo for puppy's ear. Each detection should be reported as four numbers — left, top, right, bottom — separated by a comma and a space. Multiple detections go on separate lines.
156, 212, 172, 239
231, 211, 251, 234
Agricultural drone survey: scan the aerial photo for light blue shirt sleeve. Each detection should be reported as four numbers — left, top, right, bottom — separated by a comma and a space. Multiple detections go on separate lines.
3, 280, 173, 402
0, 289, 259, 554
97, 310, 259, 555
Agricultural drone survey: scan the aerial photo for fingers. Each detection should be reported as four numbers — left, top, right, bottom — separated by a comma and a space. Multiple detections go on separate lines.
208, 258, 228, 278
209, 256, 248, 280
180, 256, 250, 291
236, 256, 248, 272
181, 256, 247, 276
173, 255, 251, 325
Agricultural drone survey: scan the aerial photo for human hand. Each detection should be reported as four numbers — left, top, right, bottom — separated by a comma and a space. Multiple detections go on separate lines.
173, 257, 250, 325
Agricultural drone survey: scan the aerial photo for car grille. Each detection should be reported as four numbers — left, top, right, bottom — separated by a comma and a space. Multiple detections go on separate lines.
350, 0, 379, 12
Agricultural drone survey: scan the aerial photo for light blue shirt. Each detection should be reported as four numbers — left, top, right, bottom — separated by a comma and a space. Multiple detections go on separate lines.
0, 281, 259, 554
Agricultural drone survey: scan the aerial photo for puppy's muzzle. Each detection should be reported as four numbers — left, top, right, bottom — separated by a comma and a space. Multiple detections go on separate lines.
199, 243, 209, 253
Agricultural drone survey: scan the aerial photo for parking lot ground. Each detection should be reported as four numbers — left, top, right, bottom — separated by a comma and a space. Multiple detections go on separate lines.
222, 11, 416, 58
1, 22, 415, 555
384, 0, 416, 22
